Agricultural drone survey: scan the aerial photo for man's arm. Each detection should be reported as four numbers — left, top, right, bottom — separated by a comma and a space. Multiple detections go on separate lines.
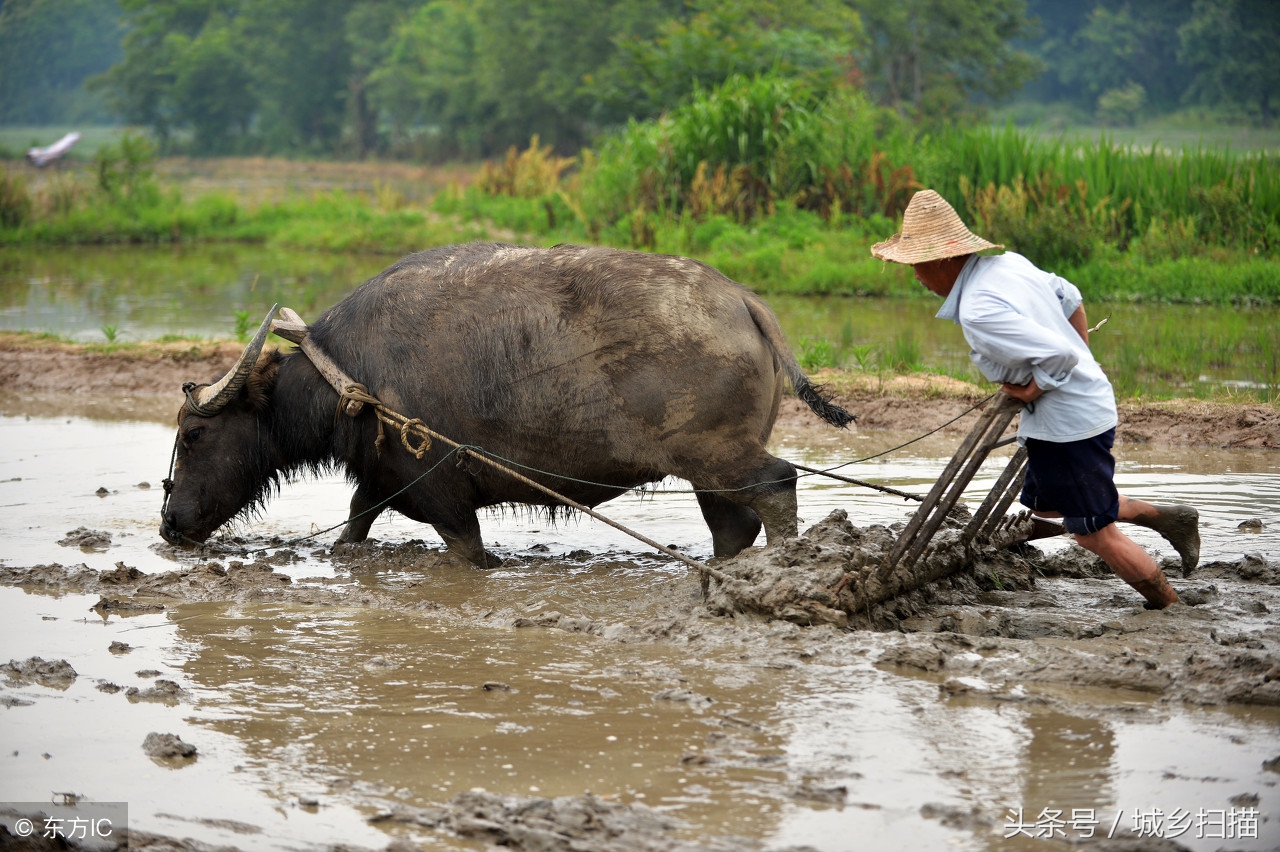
1067, 305, 1089, 346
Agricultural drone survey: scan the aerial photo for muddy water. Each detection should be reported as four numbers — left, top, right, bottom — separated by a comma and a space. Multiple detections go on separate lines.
2, 409, 1279, 851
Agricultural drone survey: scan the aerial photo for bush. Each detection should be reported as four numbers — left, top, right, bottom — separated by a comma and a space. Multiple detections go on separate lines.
962, 173, 1103, 270
579, 74, 914, 232
1096, 82, 1146, 127
0, 167, 33, 228
94, 131, 159, 207
475, 135, 574, 199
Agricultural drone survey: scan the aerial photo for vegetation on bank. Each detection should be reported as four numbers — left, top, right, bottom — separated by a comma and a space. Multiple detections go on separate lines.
2, 75, 1278, 403
4, 77, 1277, 304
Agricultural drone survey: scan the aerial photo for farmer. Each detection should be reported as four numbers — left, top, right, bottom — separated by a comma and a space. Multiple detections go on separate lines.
870, 189, 1199, 610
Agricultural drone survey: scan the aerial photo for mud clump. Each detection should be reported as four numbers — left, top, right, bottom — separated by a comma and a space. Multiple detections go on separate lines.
372, 790, 754, 852
127, 679, 186, 704
707, 509, 1038, 629
1, 656, 77, 690
143, 732, 197, 760
58, 527, 112, 551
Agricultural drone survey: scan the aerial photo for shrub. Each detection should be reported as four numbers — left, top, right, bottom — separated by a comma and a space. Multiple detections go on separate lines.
94, 131, 159, 207
962, 173, 1106, 270
799, 337, 839, 371
0, 166, 33, 228
475, 135, 574, 199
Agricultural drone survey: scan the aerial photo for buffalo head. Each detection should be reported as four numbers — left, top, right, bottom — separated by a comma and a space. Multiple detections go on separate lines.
160, 307, 281, 547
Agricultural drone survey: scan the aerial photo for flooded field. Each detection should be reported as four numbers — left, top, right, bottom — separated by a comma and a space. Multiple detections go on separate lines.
3, 244, 1278, 397
2, 399, 1278, 851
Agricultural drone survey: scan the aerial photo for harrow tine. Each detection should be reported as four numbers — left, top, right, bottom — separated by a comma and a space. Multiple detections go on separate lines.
878, 393, 1022, 579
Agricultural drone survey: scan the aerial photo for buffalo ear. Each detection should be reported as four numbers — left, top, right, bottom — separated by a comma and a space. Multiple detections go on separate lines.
244, 351, 281, 412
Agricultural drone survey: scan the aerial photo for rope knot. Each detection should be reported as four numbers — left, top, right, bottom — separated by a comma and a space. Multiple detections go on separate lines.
398, 417, 431, 458
339, 382, 373, 417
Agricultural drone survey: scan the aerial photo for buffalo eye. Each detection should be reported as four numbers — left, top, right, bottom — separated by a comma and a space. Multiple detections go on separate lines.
184, 425, 206, 445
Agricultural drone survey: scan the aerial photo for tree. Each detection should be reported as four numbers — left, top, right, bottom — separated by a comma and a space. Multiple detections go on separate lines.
343, 0, 419, 157
369, 0, 684, 157
0, 0, 124, 124
366, 0, 489, 157
590, 0, 863, 124
852, 0, 1041, 121
1040, 0, 1194, 115
236, 0, 356, 153
1179, 0, 1280, 125
92, 0, 252, 149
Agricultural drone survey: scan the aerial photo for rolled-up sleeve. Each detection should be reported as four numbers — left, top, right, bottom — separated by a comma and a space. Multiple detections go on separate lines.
1050, 274, 1083, 319
962, 294, 1080, 391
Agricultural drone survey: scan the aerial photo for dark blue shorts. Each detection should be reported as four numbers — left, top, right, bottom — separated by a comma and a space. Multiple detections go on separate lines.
1019, 428, 1119, 535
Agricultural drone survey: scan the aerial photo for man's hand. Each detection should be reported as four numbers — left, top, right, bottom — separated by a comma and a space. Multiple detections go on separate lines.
1001, 378, 1044, 403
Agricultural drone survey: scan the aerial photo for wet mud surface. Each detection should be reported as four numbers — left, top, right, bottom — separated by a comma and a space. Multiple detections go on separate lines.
3, 517, 1279, 851
1, 344, 1279, 851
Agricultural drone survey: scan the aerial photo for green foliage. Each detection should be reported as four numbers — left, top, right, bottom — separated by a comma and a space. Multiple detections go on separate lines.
852, 0, 1042, 122
0, 0, 123, 124
1096, 82, 1146, 127
1178, 0, 1280, 126
475, 136, 575, 199
798, 337, 839, 371
233, 310, 251, 342
580, 74, 915, 229
0, 167, 34, 228
920, 123, 1280, 261
879, 330, 923, 373
94, 130, 158, 205
961, 173, 1105, 269
591, 0, 861, 122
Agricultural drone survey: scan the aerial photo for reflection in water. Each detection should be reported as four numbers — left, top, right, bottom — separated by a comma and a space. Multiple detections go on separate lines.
173, 598, 797, 843
1011, 711, 1117, 846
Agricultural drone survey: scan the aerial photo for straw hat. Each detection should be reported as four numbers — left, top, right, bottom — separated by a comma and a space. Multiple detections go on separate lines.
870, 189, 1002, 264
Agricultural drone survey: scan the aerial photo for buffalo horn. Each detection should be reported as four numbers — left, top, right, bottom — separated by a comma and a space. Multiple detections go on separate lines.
191, 304, 279, 414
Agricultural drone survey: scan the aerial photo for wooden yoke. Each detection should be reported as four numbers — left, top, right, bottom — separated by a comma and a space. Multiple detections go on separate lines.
270, 307, 366, 417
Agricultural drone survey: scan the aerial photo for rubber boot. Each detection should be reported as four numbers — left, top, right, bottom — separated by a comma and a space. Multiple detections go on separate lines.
1130, 571, 1179, 610
1129, 504, 1200, 576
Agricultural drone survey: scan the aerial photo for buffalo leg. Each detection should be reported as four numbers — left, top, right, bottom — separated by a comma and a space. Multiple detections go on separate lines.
699, 455, 798, 550
431, 512, 495, 568
740, 456, 800, 545
696, 491, 763, 557
337, 482, 385, 543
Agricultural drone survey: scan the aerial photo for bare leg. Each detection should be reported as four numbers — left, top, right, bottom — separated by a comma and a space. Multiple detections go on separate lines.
1073, 523, 1178, 609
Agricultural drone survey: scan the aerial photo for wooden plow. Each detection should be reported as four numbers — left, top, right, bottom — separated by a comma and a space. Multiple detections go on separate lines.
876, 393, 1028, 582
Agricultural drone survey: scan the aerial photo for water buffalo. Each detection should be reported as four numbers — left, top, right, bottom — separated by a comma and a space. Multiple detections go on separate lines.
160, 243, 853, 565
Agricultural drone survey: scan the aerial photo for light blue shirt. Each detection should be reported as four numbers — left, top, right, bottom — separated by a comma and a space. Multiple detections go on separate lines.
936, 252, 1117, 442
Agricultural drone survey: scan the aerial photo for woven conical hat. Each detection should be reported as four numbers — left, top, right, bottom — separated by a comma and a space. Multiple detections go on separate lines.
870, 189, 1002, 264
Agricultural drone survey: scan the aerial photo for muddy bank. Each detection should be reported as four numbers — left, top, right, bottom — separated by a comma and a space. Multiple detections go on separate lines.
779, 373, 1280, 449
4, 334, 1278, 447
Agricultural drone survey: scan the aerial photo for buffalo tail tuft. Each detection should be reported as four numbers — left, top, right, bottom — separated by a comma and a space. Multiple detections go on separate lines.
796, 378, 855, 429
